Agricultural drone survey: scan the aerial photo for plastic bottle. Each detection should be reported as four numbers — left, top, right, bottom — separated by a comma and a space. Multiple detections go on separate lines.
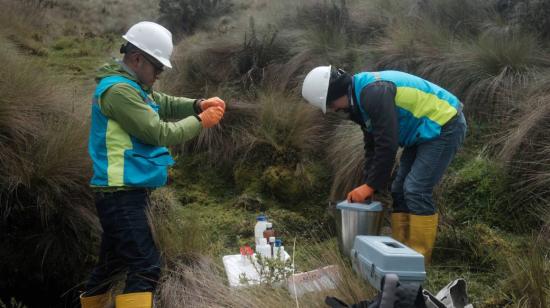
254, 215, 268, 246
257, 238, 271, 258
269, 236, 276, 258
274, 239, 285, 260
263, 222, 275, 242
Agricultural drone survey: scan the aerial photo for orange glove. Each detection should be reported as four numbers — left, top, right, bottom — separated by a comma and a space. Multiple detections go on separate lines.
198, 106, 224, 128
199, 96, 226, 111
347, 184, 375, 203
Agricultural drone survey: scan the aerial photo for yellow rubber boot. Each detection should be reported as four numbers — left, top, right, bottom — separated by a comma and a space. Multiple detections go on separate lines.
391, 212, 410, 245
80, 292, 111, 308
115, 292, 153, 308
408, 214, 438, 265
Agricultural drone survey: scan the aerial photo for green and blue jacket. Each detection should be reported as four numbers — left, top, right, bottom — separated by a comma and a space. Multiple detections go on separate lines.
88, 61, 202, 189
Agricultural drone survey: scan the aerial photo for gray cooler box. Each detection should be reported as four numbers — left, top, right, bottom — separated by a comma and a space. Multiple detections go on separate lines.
351, 236, 426, 290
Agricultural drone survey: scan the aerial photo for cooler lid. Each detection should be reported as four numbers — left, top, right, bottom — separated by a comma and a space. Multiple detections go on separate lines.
336, 200, 383, 212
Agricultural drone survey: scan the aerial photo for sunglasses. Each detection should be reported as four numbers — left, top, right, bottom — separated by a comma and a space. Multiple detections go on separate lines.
140, 52, 164, 74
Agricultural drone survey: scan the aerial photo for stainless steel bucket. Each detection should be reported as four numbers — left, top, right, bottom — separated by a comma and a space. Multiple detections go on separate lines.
336, 201, 383, 258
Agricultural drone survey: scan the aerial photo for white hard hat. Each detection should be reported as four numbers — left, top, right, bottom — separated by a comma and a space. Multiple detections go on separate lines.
123, 21, 174, 69
302, 66, 331, 113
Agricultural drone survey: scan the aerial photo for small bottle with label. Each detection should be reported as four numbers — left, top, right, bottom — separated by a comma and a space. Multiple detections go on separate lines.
274, 239, 284, 260
257, 238, 271, 259
263, 222, 275, 242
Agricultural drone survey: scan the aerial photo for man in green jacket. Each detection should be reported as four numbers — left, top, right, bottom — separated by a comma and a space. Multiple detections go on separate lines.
81, 21, 225, 308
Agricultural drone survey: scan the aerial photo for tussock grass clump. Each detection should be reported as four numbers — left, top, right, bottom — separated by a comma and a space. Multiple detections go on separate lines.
290, 0, 373, 71
499, 78, 550, 208
294, 0, 353, 57
176, 91, 327, 169
163, 19, 290, 98
244, 92, 326, 162
178, 91, 330, 203
149, 187, 208, 262
0, 0, 49, 56
0, 41, 98, 306
326, 121, 366, 201
371, 0, 550, 121
500, 234, 550, 308
499, 0, 550, 40
420, 30, 550, 120
159, 0, 234, 36
418, 0, 497, 36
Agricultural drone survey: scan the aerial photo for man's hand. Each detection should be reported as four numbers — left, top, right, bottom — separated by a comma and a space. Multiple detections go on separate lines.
198, 106, 224, 128
347, 184, 375, 203
200, 97, 226, 112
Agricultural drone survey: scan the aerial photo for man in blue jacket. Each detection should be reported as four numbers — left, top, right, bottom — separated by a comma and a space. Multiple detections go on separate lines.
81, 21, 225, 308
302, 66, 467, 264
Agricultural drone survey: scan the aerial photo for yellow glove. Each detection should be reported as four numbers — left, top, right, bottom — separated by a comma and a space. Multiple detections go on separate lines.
347, 184, 375, 203
198, 106, 224, 128
199, 96, 226, 112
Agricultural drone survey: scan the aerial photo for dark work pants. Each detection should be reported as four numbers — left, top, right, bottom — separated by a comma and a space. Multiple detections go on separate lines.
85, 189, 160, 295
391, 112, 467, 215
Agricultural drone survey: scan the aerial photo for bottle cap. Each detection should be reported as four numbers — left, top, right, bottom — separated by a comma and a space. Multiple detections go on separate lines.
275, 239, 282, 247
269, 236, 276, 242
256, 215, 267, 221
266, 222, 272, 228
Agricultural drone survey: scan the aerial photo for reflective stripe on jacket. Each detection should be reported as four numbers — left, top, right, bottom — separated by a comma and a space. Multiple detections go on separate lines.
352, 71, 460, 146
89, 76, 174, 188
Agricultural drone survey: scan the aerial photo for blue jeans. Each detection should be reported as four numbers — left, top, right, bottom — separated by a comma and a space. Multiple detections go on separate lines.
391, 112, 467, 215
85, 189, 160, 295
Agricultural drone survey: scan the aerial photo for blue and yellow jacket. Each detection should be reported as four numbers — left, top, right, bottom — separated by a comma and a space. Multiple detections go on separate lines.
88, 62, 202, 189
349, 71, 462, 190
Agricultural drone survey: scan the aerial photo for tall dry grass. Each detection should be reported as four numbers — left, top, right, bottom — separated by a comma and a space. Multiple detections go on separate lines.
149, 187, 209, 262
500, 233, 550, 308
159, 0, 233, 36
372, 0, 550, 121
162, 17, 291, 99
0, 40, 99, 306
326, 122, 366, 201
499, 76, 550, 207
0, 0, 49, 56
